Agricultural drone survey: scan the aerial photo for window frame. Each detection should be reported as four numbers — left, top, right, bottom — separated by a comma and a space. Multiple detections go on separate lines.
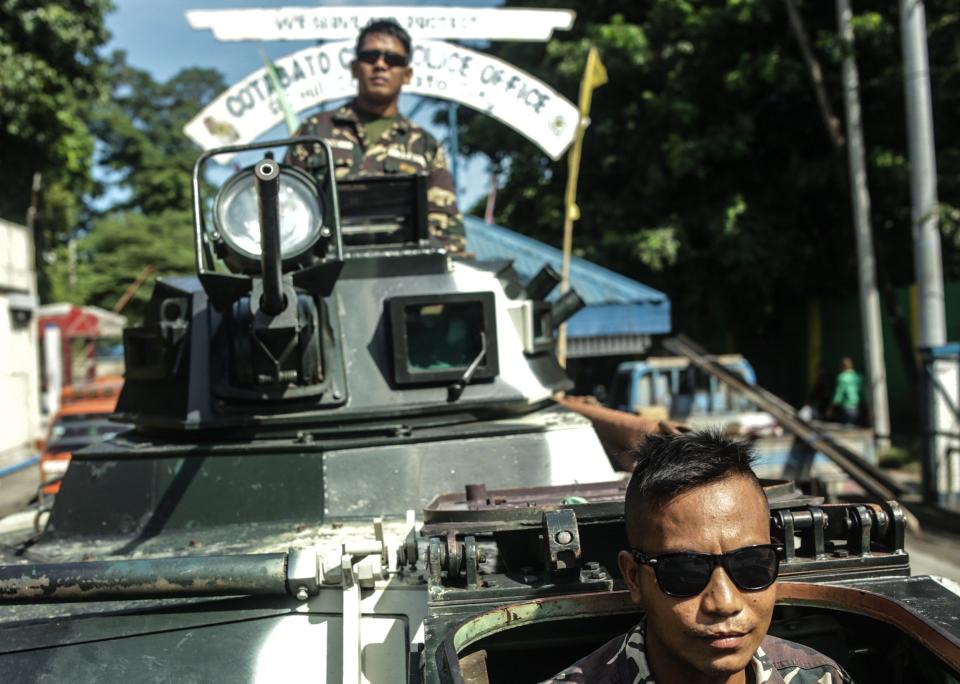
387, 292, 500, 385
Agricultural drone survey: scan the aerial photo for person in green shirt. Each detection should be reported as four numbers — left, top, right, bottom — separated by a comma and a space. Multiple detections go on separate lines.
830, 357, 863, 425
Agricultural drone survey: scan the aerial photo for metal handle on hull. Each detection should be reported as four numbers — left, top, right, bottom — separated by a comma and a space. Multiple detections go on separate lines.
0, 553, 289, 603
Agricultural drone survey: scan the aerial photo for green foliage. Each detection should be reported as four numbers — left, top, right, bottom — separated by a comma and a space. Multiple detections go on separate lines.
92, 53, 225, 215
878, 446, 917, 470
43, 54, 225, 317
462, 0, 960, 351
0, 0, 111, 224
48, 210, 195, 320
0, 3, 225, 319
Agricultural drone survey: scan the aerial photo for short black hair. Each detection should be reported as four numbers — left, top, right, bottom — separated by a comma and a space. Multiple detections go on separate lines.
624, 430, 764, 545
356, 18, 412, 59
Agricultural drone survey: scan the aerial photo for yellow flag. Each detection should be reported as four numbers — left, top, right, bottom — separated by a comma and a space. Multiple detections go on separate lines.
558, 46, 607, 367
578, 47, 608, 118
564, 47, 607, 216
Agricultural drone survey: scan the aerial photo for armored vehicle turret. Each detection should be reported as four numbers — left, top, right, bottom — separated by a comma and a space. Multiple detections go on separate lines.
30, 138, 615, 548
0, 140, 958, 683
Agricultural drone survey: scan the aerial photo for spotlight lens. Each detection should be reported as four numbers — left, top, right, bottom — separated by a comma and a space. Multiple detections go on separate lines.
215, 170, 322, 260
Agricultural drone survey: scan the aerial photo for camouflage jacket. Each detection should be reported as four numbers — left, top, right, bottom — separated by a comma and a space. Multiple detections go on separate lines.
285, 100, 464, 251
542, 619, 852, 684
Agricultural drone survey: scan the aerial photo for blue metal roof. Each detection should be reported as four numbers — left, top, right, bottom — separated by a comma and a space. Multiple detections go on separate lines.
464, 216, 671, 339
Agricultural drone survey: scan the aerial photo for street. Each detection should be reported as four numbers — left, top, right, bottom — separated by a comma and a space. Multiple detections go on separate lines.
906, 522, 960, 584
0, 460, 37, 519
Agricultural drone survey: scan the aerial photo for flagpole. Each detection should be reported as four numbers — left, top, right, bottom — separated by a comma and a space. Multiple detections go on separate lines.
556, 147, 581, 367
259, 48, 299, 135
557, 47, 606, 368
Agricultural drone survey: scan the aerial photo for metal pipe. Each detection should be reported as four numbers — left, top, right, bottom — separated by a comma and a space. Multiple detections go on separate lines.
663, 336, 913, 517
255, 158, 285, 316
551, 289, 586, 326
0, 553, 288, 603
900, 0, 946, 349
465, 483, 488, 503
900, 0, 949, 503
191, 155, 208, 274
447, 102, 460, 194
341, 553, 362, 684
523, 264, 561, 301
836, 0, 891, 451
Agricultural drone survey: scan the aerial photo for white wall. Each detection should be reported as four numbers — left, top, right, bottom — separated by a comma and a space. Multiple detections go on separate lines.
0, 218, 40, 462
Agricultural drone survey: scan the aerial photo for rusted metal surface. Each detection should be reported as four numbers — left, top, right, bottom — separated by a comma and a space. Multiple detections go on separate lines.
423, 480, 815, 527
557, 396, 682, 470
777, 580, 960, 673
435, 592, 634, 684
423, 481, 626, 525
459, 649, 491, 684
438, 581, 960, 681
449, 592, 635, 655
0, 553, 288, 603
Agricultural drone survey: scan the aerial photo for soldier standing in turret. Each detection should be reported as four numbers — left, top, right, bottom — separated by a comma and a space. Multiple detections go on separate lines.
286, 18, 464, 251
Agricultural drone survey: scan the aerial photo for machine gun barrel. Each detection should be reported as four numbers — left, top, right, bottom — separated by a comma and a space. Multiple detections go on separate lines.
255, 158, 285, 316
523, 264, 561, 300
0, 553, 290, 603
551, 288, 586, 325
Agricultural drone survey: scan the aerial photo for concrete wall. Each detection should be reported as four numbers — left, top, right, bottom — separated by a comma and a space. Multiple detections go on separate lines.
0, 218, 40, 466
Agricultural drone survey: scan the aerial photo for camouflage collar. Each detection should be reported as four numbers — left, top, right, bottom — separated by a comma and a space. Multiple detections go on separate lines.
332, 99, 411, 134
612, 620, 785, 683
752, 641, 786, 683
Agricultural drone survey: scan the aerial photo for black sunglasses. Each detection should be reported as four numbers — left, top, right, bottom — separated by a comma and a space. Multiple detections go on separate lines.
631, 544, 782, 598
357, 49, 408, 68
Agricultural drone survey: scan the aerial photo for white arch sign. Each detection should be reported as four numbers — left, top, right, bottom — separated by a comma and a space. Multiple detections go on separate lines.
186, 6, 575, 42
183, 40, 578, 162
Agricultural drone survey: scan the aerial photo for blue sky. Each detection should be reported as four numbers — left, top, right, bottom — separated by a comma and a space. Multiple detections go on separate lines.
104, 0, 502, 210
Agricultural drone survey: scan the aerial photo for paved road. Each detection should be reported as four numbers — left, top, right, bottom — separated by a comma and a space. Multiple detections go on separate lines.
906, 524, 960, 583
0, 462, 37, 518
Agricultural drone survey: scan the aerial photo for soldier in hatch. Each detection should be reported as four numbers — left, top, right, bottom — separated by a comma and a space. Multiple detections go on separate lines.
544, 431, 851, 684
286, 18, 464, 252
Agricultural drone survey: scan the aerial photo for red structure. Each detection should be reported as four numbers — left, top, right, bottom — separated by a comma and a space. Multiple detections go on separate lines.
37, 304, 126, 386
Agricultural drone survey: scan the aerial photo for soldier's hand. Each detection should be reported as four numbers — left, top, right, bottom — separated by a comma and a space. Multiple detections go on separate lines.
657, 420, 692, 435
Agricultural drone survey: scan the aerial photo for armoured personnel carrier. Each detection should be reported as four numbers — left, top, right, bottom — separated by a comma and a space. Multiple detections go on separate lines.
0, 139, 958, 683
0, 138, 616, 680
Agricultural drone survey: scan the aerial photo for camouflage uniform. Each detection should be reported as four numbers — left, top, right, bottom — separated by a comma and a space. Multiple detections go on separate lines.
285, 100, 465, 252
542, 619, 852, 683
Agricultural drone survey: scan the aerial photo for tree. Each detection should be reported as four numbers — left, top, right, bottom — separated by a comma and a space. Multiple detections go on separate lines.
46, 55, 226, 320
0, 1, 111, 225
47, 210, 195, 316
92, 53, 226, 215
461, 0, 960, 402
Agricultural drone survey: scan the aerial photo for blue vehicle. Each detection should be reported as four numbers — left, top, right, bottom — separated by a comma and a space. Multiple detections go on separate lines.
608, 354, 758, 420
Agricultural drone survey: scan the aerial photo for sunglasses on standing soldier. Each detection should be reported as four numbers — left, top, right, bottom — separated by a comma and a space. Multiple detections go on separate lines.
631, 544, 782, 598
356, 49, 408, 68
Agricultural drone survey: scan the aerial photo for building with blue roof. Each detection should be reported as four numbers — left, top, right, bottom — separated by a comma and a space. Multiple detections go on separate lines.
464, 216, 671, 358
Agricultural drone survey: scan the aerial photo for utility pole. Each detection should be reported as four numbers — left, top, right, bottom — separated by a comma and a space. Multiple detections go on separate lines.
900, 0, 952, 503
447, 102, 460, 194
836, 0, 891, 451
25, 172, 41, 236
68, 239, 77, 290
901, 0, 946, 348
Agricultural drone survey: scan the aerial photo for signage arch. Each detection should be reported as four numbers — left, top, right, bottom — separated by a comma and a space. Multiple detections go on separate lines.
186, 7, 576, 42
184, 40, 578, 161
